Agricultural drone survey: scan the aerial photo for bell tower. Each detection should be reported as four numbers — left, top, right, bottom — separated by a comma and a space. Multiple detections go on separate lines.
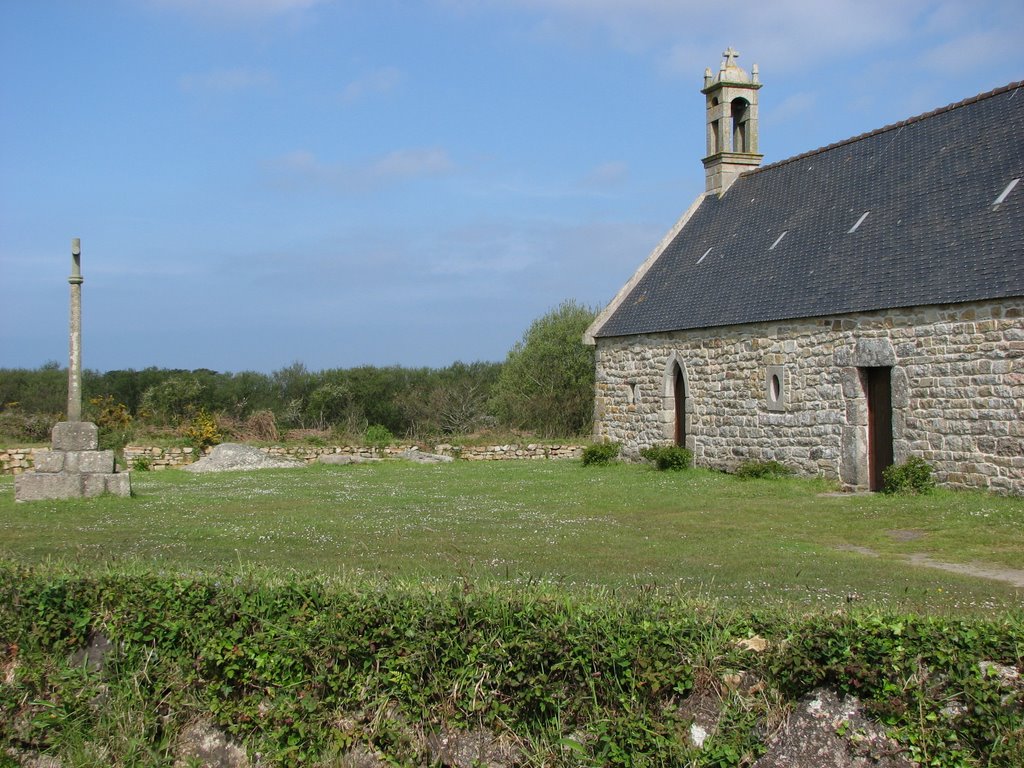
701, 47, 763, 196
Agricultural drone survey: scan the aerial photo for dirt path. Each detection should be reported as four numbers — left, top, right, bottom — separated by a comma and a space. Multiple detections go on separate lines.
904, 553, 1024, 588
838, 544, 1024, 588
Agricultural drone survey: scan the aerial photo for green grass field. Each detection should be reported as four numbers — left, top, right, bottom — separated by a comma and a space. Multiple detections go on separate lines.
2, 460, 1022, 613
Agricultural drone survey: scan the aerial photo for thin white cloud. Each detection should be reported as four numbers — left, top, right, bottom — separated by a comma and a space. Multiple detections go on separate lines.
178, 67, 276, 92
443, 0, 951, 76
371, 148, 454, 179
275, 150, 319, 173
764, 91, 816, 127
341, 67, 404, 104
414, 216, 661, 300
147, 0, 329, 20
579, 161, 629, 188
916, 29, 1015, 75
269, 147, 456, 192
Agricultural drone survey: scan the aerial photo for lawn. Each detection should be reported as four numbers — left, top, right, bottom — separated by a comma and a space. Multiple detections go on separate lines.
1, 460, 1022, 613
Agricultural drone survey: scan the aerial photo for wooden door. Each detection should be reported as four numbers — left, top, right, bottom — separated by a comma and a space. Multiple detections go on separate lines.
865, 367, 894, 491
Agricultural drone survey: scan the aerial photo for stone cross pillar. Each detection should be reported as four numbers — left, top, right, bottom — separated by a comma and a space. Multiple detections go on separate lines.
67, 238, 83, 421
13, 236, 131, 501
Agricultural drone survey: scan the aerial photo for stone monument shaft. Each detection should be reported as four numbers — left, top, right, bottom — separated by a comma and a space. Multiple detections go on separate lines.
67, 237, 83, 422
13, 236, 132, 501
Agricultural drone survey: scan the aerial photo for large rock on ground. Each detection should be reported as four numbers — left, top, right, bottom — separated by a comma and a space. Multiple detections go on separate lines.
753, 689, 913, 768
174, 720, 250, 768
182, 443, 303, 473
399, 448, 453, 464
318, 454, 381, 465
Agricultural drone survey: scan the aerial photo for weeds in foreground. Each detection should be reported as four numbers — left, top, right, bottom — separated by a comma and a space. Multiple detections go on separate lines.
0, 563, 1020, 767
883, 456, 936, 495
733, 460, 793, 480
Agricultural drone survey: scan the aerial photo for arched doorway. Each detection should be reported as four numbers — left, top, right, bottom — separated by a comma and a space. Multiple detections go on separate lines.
863, 367, 894, 491
673, 364, 686, 447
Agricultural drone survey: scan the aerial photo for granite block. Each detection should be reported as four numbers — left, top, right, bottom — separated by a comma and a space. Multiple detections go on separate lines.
52, 422, 99, 451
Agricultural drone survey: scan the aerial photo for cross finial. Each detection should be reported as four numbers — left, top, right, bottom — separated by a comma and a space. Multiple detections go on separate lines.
722, 47, 740, 67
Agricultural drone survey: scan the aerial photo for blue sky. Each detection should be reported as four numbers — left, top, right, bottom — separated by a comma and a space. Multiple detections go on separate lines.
2, 0, 1022, 373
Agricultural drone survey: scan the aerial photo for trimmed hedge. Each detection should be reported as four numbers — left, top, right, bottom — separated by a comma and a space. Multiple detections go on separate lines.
640, 445, 693, 470
0, 562, 1020, 767
580, 442, 620, 466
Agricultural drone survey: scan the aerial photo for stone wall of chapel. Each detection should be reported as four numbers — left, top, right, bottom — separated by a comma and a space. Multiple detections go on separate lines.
593, 299, 1024, 494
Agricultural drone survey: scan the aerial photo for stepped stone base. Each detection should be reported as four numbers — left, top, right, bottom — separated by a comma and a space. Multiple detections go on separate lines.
14, 421, 131, 502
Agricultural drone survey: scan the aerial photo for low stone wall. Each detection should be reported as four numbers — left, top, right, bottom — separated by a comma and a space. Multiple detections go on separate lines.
122, 445, 200, 470
0, 448, 37, 475
2, 443, 583, 474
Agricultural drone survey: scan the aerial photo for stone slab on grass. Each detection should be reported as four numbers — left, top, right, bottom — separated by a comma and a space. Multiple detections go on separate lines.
183, 443, 304, 473
318, 454, 381, 465
400, 448, 454, 464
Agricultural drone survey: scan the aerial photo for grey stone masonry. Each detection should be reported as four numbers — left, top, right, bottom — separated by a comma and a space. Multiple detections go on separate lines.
52, 421, 99, 451
593, 299, 1024, 495
14, 421, 130, 502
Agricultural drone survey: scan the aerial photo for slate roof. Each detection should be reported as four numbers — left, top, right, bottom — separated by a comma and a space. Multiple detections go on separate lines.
594, 81, 1024, 339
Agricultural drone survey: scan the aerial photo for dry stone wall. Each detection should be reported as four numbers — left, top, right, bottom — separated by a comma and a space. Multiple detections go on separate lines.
2, 443, 583, 474
593, 299, 1023, 494
0, 448, 35, 475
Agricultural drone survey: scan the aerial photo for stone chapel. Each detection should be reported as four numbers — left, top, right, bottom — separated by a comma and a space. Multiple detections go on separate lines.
584, 51, 1023, 494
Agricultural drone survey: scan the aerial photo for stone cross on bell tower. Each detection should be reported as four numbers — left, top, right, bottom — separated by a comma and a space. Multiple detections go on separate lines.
13, 239, 132, 501
701, 47, 764, 196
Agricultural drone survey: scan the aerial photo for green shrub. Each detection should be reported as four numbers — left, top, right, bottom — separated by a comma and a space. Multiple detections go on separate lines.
640, 445, 693, 470
0, 410, 58, 443
364, 423, 394, 454
183, 409, 222, 451
734, 460, 793, 480
139, 374, 204, 425
581, 442, 620, 466
882, 456, 935, 495
90, 395, 134, 452
489, 300, 597, 437
131, 455, 152, 472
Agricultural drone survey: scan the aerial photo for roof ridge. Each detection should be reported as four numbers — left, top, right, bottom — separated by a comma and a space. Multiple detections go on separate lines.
748, 79, 1024, 177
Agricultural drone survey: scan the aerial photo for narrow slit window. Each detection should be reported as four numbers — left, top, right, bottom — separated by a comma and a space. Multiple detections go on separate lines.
848, 211, 870, 233
696, 247, 712, 264
993, 178, 1020, 208
769, 231, 787, 250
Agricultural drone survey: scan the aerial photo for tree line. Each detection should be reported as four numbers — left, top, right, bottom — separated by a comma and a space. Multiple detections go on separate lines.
0, 301, 597, 442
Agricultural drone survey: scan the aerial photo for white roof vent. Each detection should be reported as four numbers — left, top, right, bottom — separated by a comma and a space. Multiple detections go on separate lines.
993, 178, 1020, 209
848, 211, 870, 234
